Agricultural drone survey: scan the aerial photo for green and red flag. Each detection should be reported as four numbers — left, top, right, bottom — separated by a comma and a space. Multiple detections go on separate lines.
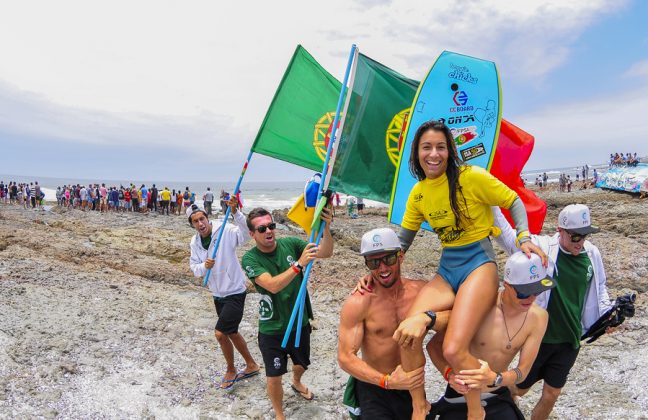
251, 45, 341, 171
328, 54, 418, 203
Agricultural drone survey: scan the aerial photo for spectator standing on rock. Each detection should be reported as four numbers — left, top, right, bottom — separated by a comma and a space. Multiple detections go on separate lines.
204, 187, 214, 216
356, 197, 365, 214
140, 184, 148, 213
188, 197, 260, 390
150, 184, 158, 213
160, 187, 171, 215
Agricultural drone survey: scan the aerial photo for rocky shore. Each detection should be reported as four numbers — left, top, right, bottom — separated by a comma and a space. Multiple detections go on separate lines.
0, 186, 646, 419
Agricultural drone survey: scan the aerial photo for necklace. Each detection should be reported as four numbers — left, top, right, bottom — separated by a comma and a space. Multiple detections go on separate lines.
500, 292, 529, 349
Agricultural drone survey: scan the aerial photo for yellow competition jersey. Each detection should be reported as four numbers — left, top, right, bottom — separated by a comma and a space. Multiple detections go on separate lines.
402, 166, 518, 247
161, 190, 171, 201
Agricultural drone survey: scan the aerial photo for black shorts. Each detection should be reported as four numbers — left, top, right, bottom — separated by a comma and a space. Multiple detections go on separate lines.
258, 324, 311, 377
430, 385, 524, 420
356, 379, 412, 420
213, 292, 246, 335
357, 203, 365, 210
517, 342, 580, 390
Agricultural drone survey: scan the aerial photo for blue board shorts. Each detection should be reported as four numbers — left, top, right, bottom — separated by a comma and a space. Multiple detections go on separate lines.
438, 238, 496, 293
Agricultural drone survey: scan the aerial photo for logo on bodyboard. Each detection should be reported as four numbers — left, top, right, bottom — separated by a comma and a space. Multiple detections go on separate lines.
460, 143, 486, 162
448, 63, 479, 84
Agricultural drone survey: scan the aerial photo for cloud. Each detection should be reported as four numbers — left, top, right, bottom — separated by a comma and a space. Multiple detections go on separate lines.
0, 81, 252, 162
624, 59, 648, 79
0, 0, 628, 121
516, 61, 648, 169
0, 0, 635, 180
313, 0, 629, 83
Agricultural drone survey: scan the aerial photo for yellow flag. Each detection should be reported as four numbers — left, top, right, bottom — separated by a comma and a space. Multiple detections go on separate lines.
287, 194, 315, 235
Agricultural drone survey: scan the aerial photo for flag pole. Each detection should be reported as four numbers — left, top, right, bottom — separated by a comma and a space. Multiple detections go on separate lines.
293, 45, 358, 346
282, 44, 357, 348
202, 150, 253, 287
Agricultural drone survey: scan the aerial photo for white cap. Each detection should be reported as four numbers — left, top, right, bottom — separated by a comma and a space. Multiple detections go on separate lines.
186, 203, 206, 220
504, 252, 556, 295
360, 228, 401, 256
558, 204, 600, 235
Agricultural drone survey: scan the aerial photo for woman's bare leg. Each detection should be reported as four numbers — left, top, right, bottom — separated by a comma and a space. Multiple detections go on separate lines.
400, 275, 455, 419
442, 262, 498, 420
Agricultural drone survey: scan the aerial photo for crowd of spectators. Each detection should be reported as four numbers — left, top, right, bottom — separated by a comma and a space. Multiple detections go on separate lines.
0, 181, 232, 217
0, 181, 46, 209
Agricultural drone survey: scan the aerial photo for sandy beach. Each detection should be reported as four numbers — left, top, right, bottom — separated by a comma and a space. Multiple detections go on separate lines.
0, 186, 646, 419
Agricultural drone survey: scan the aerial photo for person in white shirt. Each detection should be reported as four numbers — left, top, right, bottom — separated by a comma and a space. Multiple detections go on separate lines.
188, 197, 260, 389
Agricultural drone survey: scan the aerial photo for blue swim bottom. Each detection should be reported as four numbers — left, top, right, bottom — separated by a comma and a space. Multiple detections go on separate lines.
438, 238, 496, 293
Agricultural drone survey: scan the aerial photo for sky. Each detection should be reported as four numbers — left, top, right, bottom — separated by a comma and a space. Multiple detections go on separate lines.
1, 0, 646, 183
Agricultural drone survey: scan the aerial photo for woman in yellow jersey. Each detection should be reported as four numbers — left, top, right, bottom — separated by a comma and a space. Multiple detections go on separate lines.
394, 120, 546, 420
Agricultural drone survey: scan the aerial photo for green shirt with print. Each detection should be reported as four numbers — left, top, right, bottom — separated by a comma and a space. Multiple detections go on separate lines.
543, 249, 593, 349
242, 237, 313, 335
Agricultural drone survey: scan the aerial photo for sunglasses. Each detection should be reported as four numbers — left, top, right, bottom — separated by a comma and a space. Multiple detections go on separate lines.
254, 222, 276, 233
364, 252, 399, 270
564, 230, 588, 243
513, 289, 542, 300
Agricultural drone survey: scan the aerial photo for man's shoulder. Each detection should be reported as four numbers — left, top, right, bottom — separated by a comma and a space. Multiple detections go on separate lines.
189, 232, 200, 247
341, 291, 372, 320
527, 303, 549, 327
401, 277, 427, 291
242, 246, 260, 260
584, 240, 602, 256
279, 236, 308, 248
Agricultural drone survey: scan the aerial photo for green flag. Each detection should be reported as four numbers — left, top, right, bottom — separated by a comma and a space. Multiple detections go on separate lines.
328, 54, 419, 203
252, 45, 342, 171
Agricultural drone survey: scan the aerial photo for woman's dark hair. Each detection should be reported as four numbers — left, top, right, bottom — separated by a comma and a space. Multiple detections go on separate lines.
408, 120, 469, 228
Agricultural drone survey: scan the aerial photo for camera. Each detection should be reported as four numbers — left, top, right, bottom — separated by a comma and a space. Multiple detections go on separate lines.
581, 293, 636, 344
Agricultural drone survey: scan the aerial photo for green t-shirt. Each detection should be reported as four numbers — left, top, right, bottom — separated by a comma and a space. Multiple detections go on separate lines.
201, 233, 212, 250
241, 237, 313, 335
543, 250, 593, 349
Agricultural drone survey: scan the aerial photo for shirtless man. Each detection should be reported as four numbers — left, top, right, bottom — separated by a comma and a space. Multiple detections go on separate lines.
413, 251, 553, 419
338, 228, 450, 419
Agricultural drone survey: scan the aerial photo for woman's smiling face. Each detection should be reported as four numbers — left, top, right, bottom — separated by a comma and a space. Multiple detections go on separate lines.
417, 129, 449, 179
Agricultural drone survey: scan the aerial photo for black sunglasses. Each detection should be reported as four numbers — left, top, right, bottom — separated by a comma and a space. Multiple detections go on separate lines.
364, 252, 399, 270
565, 230, 588, 243
255, 222, 276, 233
513, 288, 542, 300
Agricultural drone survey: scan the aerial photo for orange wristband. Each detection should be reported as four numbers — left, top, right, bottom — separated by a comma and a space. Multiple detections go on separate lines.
379, 374, 390, 389
443, 367, 452, 382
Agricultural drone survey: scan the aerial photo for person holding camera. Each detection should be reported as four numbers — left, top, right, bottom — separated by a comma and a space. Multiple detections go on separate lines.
500, 204, 616, 419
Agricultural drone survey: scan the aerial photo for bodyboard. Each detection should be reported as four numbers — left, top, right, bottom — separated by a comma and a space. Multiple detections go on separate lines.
389, 51, 502, 229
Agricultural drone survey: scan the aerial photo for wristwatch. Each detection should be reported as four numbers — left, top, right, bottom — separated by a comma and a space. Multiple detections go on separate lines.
424, 310, 437, 331
488, 372, 503, 388
293, 262, 304, 271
